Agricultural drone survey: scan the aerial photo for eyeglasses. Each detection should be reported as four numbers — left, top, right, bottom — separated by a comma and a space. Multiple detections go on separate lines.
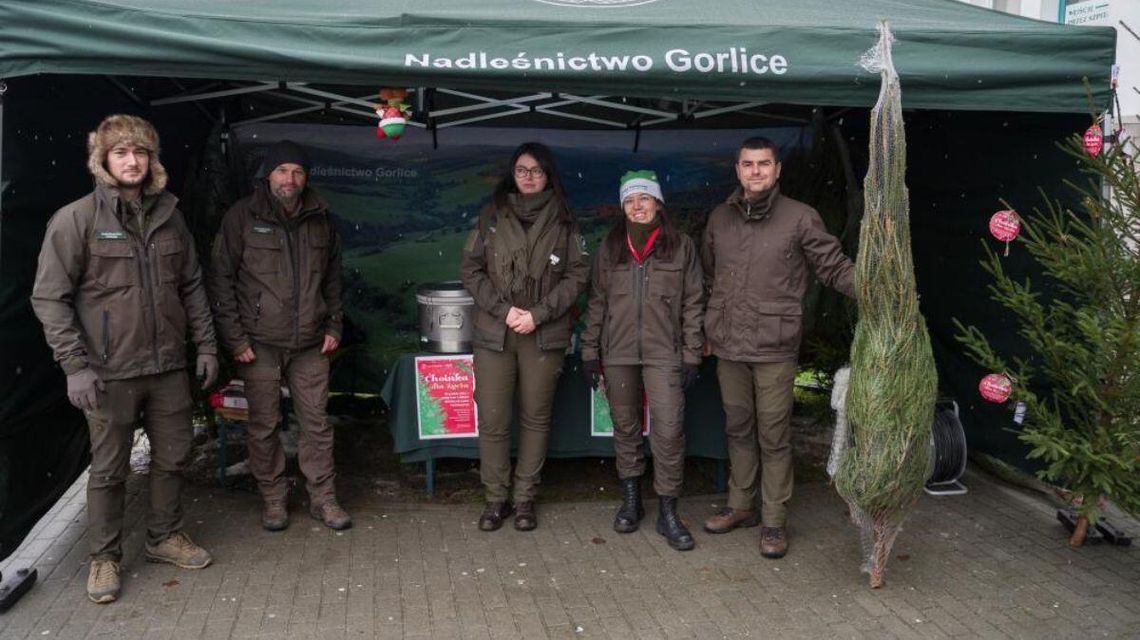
514, 166, 545, 179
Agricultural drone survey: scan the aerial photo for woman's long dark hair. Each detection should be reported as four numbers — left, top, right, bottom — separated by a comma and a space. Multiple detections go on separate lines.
601, 203, 679, 264
491, 142, 573, 222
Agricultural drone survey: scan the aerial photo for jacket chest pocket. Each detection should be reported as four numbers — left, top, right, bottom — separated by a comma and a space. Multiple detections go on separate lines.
155, 235, 183, 283
244, 231, 283, 274
649, 261, 682, 299
308, 228, 329, 275
89, 241, 137, 289
608, 264, 634, 297
541, 248, 567, 293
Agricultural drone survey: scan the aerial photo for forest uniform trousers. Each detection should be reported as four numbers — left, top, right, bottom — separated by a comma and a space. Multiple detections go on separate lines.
717, 359, 797, 527
238, 343, 336, 505
474, 331, 564, 503
604, 364, 686, 497
85, 370, 193, 561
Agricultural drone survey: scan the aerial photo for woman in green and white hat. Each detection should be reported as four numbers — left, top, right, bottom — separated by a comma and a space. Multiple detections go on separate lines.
580, 170, 706, 551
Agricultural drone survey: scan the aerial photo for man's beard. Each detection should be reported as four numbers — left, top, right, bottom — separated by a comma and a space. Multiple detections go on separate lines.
271, 185, 300, 208
116, 173, 146, 188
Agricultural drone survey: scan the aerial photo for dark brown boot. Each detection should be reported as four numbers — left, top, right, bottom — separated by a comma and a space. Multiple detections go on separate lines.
703, 507, 760, 534
760, 526, 788, 559
310, 500, 352, 530
262, 497, 288, 532
478, 501, 514, 532
514, 501, 537, 531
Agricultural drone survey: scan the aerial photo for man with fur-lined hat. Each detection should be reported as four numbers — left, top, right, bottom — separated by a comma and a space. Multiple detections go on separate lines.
32, 114, 218, 604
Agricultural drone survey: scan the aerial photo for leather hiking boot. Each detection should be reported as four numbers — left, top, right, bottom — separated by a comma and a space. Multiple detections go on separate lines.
87, 559, 120, 604
703, 507, 761, 534
145, 531, 212, 569
262, 498, 289, 532
656, 496, 695, 551
514, 501, 538, 531
478, 501, 514, 532
613, 477, 645, 534
760, 526, 788, 559
310, 500, 352, 530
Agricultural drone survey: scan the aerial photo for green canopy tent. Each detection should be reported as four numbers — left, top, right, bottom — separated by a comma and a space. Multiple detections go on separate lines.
0, 0, 1117, 562
0, 0, 1115, 110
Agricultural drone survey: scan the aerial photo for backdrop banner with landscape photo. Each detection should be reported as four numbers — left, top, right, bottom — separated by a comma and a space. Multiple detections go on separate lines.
235, 124, 814, 394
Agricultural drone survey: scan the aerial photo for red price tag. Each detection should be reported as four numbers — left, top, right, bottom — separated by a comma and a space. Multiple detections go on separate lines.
989, 210, 1020, 243
1084, 124, 1104, 156
979, 373, 1012, 403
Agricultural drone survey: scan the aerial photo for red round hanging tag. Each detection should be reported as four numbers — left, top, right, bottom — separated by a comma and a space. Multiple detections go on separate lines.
979, 373, 1012, 403
989, 210, 1020, 243
1083, 124, 1104, 156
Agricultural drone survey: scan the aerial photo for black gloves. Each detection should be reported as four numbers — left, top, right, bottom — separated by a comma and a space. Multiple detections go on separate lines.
582, 359, 603, 390
682, 363, 700, 391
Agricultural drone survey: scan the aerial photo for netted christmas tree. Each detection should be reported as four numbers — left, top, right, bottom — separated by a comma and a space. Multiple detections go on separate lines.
833, 22, 937, 589
954, 126, 1140, 546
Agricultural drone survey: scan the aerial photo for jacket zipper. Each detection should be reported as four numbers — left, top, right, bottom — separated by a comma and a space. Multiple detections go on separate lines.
255, 291, 262, 326
139, 236, 162, 370
635, 261, 646, 364
285, 223, 301, 348
101, 310, 110, 364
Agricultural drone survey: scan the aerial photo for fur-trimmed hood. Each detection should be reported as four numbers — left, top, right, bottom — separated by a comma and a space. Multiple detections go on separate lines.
86, 114, 168, 195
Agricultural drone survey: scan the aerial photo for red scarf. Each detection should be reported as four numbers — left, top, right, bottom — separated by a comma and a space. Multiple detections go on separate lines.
626, 227, 661, 264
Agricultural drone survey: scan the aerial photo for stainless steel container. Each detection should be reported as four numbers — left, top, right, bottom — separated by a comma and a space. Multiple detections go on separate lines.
415, 281, 474, 353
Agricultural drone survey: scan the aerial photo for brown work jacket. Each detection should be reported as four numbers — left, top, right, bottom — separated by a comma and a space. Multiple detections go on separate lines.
581, 232, 705, 367
701, 187, 855, 363
207, 182, 343, 355
31, 185, 217, 380
460, 204, 589, 352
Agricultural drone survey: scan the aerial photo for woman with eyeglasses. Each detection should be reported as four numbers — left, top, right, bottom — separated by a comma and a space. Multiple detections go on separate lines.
460, 142, 588, 532
579, 170, 705, 550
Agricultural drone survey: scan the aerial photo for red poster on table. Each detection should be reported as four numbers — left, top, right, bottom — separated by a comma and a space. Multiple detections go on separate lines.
414, 355, 478, 439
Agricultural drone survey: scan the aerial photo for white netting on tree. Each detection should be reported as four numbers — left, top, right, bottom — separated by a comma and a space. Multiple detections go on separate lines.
833, 21, 937, 589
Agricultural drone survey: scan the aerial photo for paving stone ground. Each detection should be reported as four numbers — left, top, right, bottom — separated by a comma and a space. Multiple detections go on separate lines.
1, 466, 1138, 639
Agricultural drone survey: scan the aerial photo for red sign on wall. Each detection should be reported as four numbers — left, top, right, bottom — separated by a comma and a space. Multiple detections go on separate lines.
415, 355, 478, 439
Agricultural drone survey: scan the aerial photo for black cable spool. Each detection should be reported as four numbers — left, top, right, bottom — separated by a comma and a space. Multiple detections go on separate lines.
926, 401, 968, 495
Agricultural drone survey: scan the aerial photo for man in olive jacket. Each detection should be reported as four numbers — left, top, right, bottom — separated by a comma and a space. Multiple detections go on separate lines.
701, 136, 855, 559
207, 141, 349, 532
32, 114, 218, 604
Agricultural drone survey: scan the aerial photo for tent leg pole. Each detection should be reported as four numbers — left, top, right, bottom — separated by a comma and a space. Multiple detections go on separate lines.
0, 81, 7, 272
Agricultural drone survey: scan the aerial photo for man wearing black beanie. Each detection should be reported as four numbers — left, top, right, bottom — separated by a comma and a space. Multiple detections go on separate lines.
207, 140, 349, 532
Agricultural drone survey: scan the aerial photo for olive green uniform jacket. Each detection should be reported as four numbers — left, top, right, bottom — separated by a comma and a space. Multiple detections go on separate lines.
580, 233, 705, 367
31, 185, 217, 380
207, 183, 343, 355
701, 187, 854, 363
460, 204, 589, 352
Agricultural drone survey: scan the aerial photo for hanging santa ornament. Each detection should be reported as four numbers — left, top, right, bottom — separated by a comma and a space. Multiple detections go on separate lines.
988, 209, 1020, 256
1083, 123, 1104, 157
374, 87, 412, 140
978, 373, 1013, 403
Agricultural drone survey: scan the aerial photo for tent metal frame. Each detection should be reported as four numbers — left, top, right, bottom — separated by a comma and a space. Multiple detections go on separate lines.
137, 79, 809, 131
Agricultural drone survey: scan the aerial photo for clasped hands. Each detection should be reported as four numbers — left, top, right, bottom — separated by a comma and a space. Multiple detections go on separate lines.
505, 306, 536, 334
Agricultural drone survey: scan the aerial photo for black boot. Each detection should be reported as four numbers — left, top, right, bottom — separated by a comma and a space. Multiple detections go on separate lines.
656, 496, 695, 551
613, 477, 645, 533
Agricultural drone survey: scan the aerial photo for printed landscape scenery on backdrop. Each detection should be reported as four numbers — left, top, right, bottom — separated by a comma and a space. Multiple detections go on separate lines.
236, 124, 813, 393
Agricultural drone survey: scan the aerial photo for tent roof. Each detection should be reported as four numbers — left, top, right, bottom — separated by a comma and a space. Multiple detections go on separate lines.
0, 0, 1116, 113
